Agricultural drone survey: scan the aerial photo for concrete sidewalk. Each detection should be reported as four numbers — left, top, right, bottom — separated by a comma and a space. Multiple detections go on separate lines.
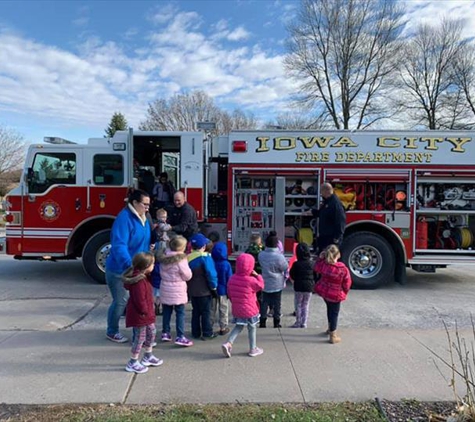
0, 325, 465, 404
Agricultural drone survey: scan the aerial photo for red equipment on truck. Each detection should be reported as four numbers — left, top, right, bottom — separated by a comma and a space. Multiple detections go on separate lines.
2, 129, 475, 289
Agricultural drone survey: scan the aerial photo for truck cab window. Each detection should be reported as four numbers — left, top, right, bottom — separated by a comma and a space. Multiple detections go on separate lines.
29, 152, 76, 194
93, 154, 124, 185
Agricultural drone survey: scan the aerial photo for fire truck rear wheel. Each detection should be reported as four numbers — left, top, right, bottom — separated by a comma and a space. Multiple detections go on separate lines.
82, 230, 111, 284
341, 231, 395, 289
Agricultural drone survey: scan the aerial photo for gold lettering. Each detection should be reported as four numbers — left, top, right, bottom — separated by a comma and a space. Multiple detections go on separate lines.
404, 137, 418, 149
321, 152, 330, 162
373, 152, 383, 162
298, 136, 334, 148
335, 152, 345, 162
404, 152, 413, 162
377, 137, 400, 148
446, 137, 471, 153
332, 136, 358, 148
414, 152, 424, 163
274, 137, 296, 150
295, 152, 305, 162
356, 152, 365, 161
420, 137, 443, 150
346, 152, 355, 162
256, 137, 270, 152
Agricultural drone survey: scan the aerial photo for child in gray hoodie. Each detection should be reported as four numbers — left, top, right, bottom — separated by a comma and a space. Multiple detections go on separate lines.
258, 235, 288, 328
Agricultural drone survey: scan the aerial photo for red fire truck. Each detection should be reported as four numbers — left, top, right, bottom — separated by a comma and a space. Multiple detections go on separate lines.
2, 129, 475, 289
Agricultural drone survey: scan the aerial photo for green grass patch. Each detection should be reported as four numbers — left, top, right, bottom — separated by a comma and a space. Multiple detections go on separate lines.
2, 403, 384, 422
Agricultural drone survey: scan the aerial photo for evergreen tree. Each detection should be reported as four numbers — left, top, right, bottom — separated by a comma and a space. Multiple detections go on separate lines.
104, 112, 128, 137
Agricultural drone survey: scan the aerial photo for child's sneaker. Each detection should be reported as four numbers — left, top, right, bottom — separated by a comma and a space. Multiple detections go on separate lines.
161, 332, 172, 342
106, 333, 128, 343
125, 360, 148, 374
221, 342, 232, 358
248, 347, 264, 357
175, 336, 193, 347
141, 355, 164, 367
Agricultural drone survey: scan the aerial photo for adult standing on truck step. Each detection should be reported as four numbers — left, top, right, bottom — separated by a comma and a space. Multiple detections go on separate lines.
311, 183, 346, 253
105, 189, 153, 344
168, 191, 198, 241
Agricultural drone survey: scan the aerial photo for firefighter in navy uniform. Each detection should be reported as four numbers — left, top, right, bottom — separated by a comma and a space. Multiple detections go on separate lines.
311, 183, 346, 253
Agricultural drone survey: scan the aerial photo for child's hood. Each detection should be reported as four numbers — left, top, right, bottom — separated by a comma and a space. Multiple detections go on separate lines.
235, 253, 255, 276
211, 242, 228, 262
122, 267, 147, 285
157, 251, 187, 265
296, 243, 311, 261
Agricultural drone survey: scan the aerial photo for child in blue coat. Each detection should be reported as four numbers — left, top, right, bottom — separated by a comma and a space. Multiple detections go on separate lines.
211, 242, 233, 335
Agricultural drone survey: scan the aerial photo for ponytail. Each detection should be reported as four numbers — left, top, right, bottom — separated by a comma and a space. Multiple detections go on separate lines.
324, 244, 340, 264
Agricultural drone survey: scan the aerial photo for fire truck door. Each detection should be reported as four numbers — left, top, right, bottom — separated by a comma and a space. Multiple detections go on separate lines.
23, 149, 83, 254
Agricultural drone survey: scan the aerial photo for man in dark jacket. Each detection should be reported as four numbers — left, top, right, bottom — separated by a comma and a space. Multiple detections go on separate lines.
168, 191, 198, 240
311, 182, 346, 253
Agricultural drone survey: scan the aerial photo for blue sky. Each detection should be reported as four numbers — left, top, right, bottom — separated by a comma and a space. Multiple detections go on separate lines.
0, 0, 475, 144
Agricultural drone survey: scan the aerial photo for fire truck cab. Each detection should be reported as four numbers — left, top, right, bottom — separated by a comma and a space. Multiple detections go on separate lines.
3, 129, 475, 289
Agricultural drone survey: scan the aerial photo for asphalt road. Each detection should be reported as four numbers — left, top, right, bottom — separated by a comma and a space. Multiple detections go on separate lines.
0, 255, 473, 332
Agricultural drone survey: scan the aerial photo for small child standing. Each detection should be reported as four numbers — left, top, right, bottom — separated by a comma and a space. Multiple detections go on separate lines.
314, 244, 352, 344
211, 242, 233, 335
154, 208, 172, 252
122, 252, 163, 374
245, 234, 264, 274
221, 253, 264, 358
157, 236, 194, 346
187, 233, 218, 340
289, 243, 315, 328
258, 235, 288, 328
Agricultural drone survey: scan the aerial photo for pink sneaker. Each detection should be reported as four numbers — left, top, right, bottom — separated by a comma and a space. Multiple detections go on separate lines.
249, 347, 264, 357
175, 336, 193, 347
221, 342, 232, 358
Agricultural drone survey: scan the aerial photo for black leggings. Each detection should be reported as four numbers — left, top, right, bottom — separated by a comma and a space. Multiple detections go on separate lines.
324, 300, 341, 332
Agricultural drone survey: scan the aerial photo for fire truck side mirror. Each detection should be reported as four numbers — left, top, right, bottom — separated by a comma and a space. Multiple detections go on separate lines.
26, 167, 34, 183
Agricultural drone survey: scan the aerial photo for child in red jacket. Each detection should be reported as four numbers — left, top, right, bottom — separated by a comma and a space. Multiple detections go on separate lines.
221, 253, 264, 358
314, 244, 352, 344
123, 252, 164, 374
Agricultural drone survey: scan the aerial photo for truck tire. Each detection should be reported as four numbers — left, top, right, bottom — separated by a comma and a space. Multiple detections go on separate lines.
82, 230, 111, 284
340, 231, 395, 289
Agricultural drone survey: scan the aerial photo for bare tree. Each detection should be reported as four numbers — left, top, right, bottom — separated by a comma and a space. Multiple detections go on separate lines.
265, 108, 330, 130
140, 91, 257, 134
139, 91, 220, 132
451, 42, 475, 125
399, 18, 467, 129
284, 0, 405, 130
218, 109, 258, 134
0, 125, 26, 196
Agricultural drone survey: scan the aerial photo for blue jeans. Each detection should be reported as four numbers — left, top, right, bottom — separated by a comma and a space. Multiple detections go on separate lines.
106, 270, 129, 336
162, 304, 185, 338
228, 322, 257, 350
191, 295, 213, 338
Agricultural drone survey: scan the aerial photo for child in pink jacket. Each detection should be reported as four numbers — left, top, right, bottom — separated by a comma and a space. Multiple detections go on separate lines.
314, 244, 352, 344
221, 253, 264, 358
157, 236, 193, 347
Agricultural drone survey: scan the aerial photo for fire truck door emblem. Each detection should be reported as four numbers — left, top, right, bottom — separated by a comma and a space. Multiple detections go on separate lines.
39, 201, 61, 221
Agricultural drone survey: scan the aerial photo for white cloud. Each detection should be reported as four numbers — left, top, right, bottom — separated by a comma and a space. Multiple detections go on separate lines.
227, 26, 250, 41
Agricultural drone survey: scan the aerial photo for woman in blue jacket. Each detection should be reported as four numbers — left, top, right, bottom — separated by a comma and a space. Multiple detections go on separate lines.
105, 189, 153, 343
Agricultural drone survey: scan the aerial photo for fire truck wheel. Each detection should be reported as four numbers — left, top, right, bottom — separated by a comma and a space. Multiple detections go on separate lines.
82, 230, 111, 284
341, 231, 395, 289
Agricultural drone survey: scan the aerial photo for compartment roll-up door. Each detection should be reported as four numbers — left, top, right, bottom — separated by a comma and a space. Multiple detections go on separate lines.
324, 169, 411, 183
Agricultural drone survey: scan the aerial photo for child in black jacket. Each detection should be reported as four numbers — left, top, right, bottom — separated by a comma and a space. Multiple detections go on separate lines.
289, 243, 315, 328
